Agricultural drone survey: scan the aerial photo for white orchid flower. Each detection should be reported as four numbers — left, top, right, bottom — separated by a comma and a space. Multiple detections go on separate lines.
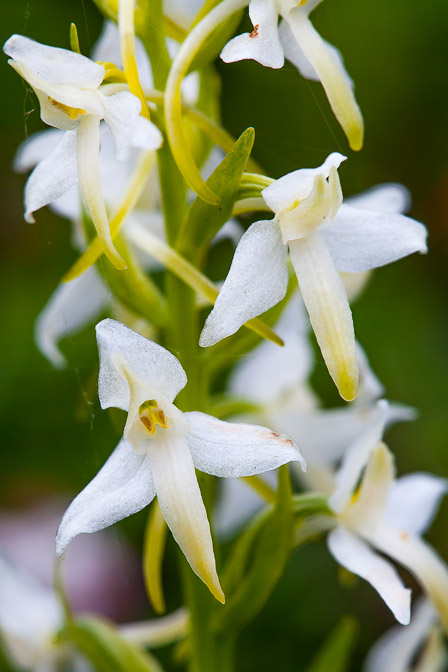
0, 554, 80, 672
327, 442, 448, 628
3, 34, 163, 269
56, 319, 304, 602
221, 0, 363, 150
215, 294, 414, 536
200, 155, 427, 400
364, 598, 447, 672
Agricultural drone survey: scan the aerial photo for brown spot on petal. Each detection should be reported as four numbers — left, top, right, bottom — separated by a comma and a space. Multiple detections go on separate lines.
249, 24, 259, 38
400, 531, 409, 541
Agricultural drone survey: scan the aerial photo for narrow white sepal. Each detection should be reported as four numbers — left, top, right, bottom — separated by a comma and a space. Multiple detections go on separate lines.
328, 527, 411, 625
56, 439, 156, 555
185, 411, 306, 475
384, 474, 448, 537
23, 130, 78, 223
324, 204, 428, 273
35, 267, 110, 368
199, 220, 288, 347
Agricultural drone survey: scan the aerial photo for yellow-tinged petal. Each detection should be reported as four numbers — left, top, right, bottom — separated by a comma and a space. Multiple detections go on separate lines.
62, 150, 155, 283
147, 432, 225, 603
288, 230, 359, 400
286, 12, 364, 151
164, 0, 248, 203
76, 114, 126, 269
118, 0, 150, 119
143, 500, 168, 614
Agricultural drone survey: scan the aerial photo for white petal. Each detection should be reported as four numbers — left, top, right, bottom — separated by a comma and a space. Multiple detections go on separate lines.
96, 319, 187, 410
262, 152, 346, 214
328, 527, 411, 625
347, 183, 411, 214
346, 443, 395, 532
23, 130, 78, 223
228, 291, 312, 403
35, 267, 110, 368
284, 11, 363, 150
324, 204, 428, 273
130, 115, 163, 152
369, 524, 448, 631
0, 555, 62, 649
56, 439, 156, 555
102, 90, 143, 161
341, 270, 372, 303
329, 400, 389, 513
384, 474, 448, 537
289, 230, 358, 401
199, 220, 288, 347
13, 129, 63, 173
220, 0, 284, 69
279, 18, 350, 85
4, 34, 104, 87
146, 432, 224, 602
186, 411, 305, 476
364, 598, 436, 672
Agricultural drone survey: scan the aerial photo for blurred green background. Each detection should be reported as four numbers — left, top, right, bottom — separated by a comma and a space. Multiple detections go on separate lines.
1, 0, 448, 670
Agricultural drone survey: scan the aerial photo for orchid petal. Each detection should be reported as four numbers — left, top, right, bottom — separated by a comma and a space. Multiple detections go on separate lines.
221, 0, 285, 69
96, 319, 187, 410
228, 292, 313, 402
164, 0, 205, 30
289, 230, 358, 401
347, 183, 411, 214
185, 411, 306, 476
279, 19, 350, 85
199, 220, 288, 347
328, 527, 411, 625
0, 555, 62, 649
356, 344, 384, 402
329, 400, 389, 513
384, 474, 448, 537
23, 130, 78, 223
76, 114, 126, 269
56, 439, 156, 555
13, 128, 63, 173
35, 267, 110, 368
364, 598, 436, 672
369, 524, 448, 631
284, 11, 363, 150
146, 432, 224, 603
324, 204, 428, 273
4, 34, 104, 88
102, 91, 162, 161
262, 152, 346, 214
346, 443, 395, 532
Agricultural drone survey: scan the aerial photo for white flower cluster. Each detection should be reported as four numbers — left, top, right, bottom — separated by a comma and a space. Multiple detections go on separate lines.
1, 2, 445, 671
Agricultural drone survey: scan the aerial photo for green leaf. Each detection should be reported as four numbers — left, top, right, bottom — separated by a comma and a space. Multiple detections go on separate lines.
61, 617, 164, 672
305, 617, 359, 672
214, 465, 294, 634
177, 128, 255, 260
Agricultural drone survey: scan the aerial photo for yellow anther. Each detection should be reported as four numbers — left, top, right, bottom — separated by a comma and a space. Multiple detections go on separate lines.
139, 399, 169, 436
49, 98, 86, 120
97, 61, 128, 83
